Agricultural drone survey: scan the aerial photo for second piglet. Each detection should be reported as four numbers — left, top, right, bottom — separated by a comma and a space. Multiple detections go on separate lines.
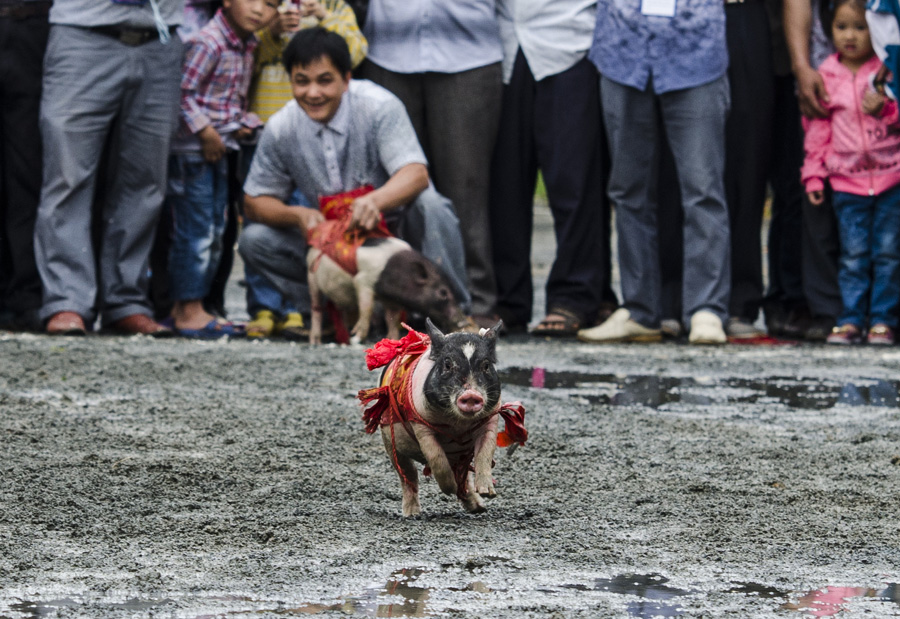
359, 319, 527, 516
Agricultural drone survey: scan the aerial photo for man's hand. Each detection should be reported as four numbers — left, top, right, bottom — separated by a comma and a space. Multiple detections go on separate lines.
300, 0, 328, 20
807, 190, 824, 205
862, 89, 886, 117
349, 194, 382, 231
198, 125, 226, 162
235, 126, 255, 142
296, 205, 325, 234
796, 64, 830, 118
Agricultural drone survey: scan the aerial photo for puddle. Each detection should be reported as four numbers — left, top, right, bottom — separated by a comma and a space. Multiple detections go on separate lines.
501, 368, 900, 410
563, 573, 693, 617
7, 575, 898, 617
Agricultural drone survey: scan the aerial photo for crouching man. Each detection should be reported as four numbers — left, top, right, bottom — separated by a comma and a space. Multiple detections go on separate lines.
239, 27, 472, 330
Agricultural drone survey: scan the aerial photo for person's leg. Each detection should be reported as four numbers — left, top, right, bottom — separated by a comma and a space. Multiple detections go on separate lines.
830, 191, 871, 328
533, 58, 610, 326
35, 26, 131, 325
868, 184, 900, 328
724, 2, 774, 326
97, 34, 182, 325
0, 15, 47, 329
802, 188, 842, 330
237, 221, 310, 311
600, 77, 662, 328
488, 48, 538, 330
423, 63, 502, 318
404, 187, 472, 313
766, 75, 808, 334
659, 76, 731, 328
167, 154, 226, 329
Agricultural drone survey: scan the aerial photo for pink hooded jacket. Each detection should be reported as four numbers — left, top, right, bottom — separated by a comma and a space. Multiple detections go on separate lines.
801, 53, 900, 196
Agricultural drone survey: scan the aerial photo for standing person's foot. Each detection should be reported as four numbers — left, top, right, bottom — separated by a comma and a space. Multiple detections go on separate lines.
825, 323, 862, 345
725, 316, 765, 341
107, 314, 175, 337
46, 311, 87, 336
531, 307, 584, 338
805, 315, 836, 341
688, 310, 726, 345
866, 324, 895, 346
577, 308, 661, 343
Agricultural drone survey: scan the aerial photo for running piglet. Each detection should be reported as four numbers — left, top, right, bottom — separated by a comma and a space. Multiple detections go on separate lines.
358, 319, 527, 516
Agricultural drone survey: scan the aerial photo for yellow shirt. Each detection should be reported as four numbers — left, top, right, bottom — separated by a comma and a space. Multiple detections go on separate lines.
249, 0, 367, 123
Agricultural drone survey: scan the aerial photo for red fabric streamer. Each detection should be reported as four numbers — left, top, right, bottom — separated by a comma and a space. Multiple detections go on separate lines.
358, 328, 528, 498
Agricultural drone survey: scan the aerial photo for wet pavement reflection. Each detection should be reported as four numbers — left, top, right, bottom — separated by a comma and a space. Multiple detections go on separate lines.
500, 368, 900, 410
8, 575, 899, 617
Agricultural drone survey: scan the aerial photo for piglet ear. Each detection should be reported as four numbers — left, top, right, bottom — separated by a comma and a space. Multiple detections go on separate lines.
425, 317, 445, 353
480, 320, 503, 341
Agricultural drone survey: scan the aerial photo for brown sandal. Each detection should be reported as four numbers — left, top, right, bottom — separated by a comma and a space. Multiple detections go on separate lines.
530, 307, 582, 337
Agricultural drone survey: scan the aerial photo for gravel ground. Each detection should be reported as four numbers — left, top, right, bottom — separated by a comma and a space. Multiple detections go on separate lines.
1, 205, 899, 618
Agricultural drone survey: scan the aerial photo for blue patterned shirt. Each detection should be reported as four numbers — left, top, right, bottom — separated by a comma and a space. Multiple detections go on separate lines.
588, 0, 728, 94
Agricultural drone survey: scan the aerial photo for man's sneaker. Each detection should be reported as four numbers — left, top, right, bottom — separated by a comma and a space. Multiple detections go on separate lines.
725, 316, 764, 340
577, 308, 661, 343
689, 310, 726, 345
275, 312, 306, 341
246, 310, 276, 339
825, 323, 862, 345
867, 323, 895, 346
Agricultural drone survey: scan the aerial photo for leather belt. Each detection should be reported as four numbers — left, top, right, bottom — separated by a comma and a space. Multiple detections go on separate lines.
90, 24, 177, 46
0, 1, 52, 19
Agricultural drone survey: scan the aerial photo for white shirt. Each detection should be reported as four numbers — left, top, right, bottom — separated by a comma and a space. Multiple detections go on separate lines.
495, 0, 596, 83
364, 0, 503, 74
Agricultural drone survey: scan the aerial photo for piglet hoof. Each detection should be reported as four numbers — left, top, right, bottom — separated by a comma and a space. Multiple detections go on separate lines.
350, 334, 362, 346
476, 480, 496, 499
402, 497, 421, 517
462, 491, 486, 514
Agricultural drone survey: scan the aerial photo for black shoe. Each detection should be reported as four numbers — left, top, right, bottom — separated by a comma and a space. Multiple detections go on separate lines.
804, 315, 836, 341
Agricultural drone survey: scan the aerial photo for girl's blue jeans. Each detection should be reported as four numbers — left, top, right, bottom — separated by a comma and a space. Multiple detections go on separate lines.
832, 184, 900, 328
167, 152, 228, 302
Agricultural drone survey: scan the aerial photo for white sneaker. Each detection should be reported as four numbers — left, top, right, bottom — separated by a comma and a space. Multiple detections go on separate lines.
577, 308, 662, 343
689, 310, 727, 345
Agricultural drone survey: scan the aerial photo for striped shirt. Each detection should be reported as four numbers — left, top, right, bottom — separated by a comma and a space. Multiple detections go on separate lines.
175, 8, 261, 150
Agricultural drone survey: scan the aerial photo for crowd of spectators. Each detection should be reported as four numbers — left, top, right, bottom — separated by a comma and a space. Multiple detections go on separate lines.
1, 0, 899, 346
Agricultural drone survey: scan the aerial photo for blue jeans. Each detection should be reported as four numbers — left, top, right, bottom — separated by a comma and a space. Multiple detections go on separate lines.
167, 152, 228, 301
832, 186, 900, 328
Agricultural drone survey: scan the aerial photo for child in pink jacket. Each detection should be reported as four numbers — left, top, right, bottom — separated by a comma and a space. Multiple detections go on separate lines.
802, 0, 900, 345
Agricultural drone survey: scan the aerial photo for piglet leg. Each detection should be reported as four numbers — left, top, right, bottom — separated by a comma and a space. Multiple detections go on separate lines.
384, 307, 403, 341
394, 453, 421, 517
413, 426, 457, 497
351, 278, 375, 344
472, 416, 499, 497
462, 470, 486, 513
308, 269, 324, 345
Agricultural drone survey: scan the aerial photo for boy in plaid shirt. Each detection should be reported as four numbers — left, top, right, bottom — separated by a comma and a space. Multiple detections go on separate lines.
167, 0, 279, 339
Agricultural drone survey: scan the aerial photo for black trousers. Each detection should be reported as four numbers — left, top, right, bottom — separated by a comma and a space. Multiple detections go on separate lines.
765, 74, 806, 311
489, 50, 614, 326
0, 14, 48, 317
724, 0, 775, 321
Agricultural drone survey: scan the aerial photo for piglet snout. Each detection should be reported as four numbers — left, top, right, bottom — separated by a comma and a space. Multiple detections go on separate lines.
457, 389, 485, 414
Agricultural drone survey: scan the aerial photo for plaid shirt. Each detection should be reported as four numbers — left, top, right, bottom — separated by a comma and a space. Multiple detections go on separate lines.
179, 9, 262, 140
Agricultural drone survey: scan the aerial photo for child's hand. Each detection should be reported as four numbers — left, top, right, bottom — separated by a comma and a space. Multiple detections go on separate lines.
807, 190, 824, 206
271, 3, 300, 35
235, 126, 255, 142
198, 126, 226, 163
300, 0, 327, 20
862, 89, 886, 117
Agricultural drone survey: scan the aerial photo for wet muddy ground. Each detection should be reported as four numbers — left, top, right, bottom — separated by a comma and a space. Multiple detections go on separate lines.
2, 205, 900, 618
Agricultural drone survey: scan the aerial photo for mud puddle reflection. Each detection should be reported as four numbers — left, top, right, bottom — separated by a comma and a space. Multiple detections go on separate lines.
503, 368, 900, 410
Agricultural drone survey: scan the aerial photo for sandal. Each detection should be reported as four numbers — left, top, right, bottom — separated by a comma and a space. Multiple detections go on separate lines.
530, 307, 583, 337
176, 319, 245, 340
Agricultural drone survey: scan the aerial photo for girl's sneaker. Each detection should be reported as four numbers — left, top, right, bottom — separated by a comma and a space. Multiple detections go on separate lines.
826, 323, 862, 345
867, 324, 895, 346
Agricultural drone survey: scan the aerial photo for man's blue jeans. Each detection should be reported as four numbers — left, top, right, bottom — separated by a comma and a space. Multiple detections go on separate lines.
832, 185, 900, 328
167, 153, 228, 302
